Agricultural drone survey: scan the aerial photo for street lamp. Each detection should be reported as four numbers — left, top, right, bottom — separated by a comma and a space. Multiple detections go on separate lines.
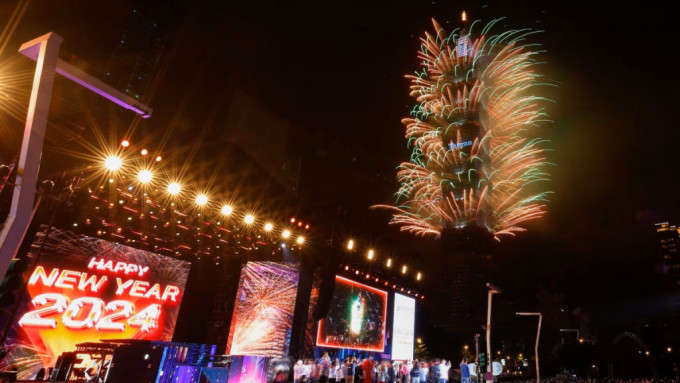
517, 312, 542, 383
485, 283, 502, 383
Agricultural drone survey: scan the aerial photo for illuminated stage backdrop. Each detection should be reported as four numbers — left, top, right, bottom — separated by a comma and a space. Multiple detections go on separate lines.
226, 262, 299, 357
391, 293, 415, 360
316, 276, 387, 352
1, 228, 190, 379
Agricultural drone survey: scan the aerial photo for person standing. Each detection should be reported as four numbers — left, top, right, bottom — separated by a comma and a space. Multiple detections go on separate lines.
295, 361, 304, 383
387, 361, 396, 383
459, 358, 469, 383
330, 360, 338, 383
346, 358, 356, 383
377, 361, 388, 383
320, 354, 331, 383
401, 361, 410, 383
419, 361, 428, 383
439, 360, 449, 383
410, 360, 420, 383
361, 357, 374, 383
339, 359, 347, 383
356, 359, 363, 383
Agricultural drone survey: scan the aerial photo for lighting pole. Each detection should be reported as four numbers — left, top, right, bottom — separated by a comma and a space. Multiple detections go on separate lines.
0, 32, 152, 279
485, 283, 501, 383
516, 312, 542, 383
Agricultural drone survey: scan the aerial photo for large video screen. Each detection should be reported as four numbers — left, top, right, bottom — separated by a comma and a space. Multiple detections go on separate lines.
227, 262, 299, 357
316, 276, 387, 352
1, 228, 190, 379
391, 293, 416, 360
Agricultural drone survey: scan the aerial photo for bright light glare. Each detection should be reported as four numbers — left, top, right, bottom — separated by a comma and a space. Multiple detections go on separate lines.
221, 205, 233, 216
155, 156, 162, 162
282, 230, 291, 239
386, 258, 392, 267
121, 140, 130, 147
104, 156, 122, 171
167, 182, 181, 195
137, 169, 153, 183
264, 223, 273, 232
416, 272, 422, 281
296, 236, 304, 245
401, 265, 408, 274
195, 194, 208, 206
244, 214, 255, 224
347, 239, 354, 250
141, 149, 148, 156
367, 249, 374, 260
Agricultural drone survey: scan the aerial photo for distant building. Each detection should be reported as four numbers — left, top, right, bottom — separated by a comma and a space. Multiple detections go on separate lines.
104, 8, 166, 102
655, 222, 680, 289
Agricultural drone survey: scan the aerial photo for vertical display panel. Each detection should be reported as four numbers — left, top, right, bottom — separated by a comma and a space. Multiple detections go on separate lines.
316, 276, 388, 352
391, 293, 416, 361
1, 228, 190, 379
226, 262, 299, 357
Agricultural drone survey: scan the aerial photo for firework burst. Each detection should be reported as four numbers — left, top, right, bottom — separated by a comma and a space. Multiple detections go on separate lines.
379, 18, 552, 240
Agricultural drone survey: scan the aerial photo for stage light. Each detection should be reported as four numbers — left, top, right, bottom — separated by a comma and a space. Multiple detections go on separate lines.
121, 140, 130, 147
167, 182, 181, 195
347, 239, 354, 250
462, 10, 467, 22
195, 194, 208, 206
137, 169, 153, 183
264, 223, 273, 232
244, 214, 255, 224
290, 218, 296, 223
367, 249, 374, 260
221, 205, 233, 216
141, 149, 148, 156
104, 156, 122, 171
282, 230, 291, 239
386, 258, 392, 267
416, 272, 422, 281
401, 265, 407, 274
281, 243, 286, 248
296, 236, 304, 245
155, 156, 162, 162
668, 347, 673, 353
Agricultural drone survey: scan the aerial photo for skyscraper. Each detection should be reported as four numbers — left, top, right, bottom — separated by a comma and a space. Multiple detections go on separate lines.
655, 222, 680, 289
104, 8, 166, 102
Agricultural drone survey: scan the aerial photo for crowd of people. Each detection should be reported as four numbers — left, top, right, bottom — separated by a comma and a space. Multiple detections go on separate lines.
293, 354, 467, 383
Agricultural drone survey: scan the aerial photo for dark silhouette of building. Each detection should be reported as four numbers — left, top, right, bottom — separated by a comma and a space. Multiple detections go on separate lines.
655, 222, 680, 289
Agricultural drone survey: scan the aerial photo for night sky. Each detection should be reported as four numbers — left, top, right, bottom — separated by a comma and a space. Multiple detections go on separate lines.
1, 0, 679, 333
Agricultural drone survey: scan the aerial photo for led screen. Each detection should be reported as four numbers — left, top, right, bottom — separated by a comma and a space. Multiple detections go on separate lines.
227, 262, 299, 357
1, 228, 190, 380
228, 355, 269, 383
316, 276, 387, 352
391, 293, 415, 360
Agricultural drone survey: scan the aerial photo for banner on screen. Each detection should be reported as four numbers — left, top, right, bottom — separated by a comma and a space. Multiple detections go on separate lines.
392, 293, 415, 360
227, 262, 299, 357
1, 228, 190, 379
316, 276, 387, 352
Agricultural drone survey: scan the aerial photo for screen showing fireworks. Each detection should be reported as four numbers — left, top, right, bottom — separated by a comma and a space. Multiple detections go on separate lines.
316, 276, 387, 352
227, 262, 299, 357
1, 227, 190, 380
